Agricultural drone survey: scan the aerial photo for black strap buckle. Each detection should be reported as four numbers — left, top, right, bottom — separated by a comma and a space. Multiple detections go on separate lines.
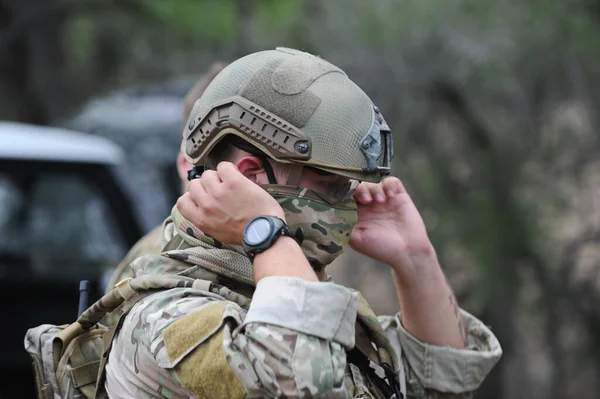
346, 348, 403, 399
187, 166, 205, 181
381, 362, 403, 399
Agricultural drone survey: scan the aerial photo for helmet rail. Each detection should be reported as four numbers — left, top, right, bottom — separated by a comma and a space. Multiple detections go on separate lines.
183, 95, 312, 166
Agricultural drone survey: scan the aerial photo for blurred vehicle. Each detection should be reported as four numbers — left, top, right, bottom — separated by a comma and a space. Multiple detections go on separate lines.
0, 122, 143, 399
66, 79, 190, 231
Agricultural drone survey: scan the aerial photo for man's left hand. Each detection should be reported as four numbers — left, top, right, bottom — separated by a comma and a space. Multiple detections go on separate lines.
350, 177, 435, 271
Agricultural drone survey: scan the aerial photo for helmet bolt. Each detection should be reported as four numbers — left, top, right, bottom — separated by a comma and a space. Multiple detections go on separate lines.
362, 141, 370, 149
188, 120, 195, 130
296, 141, 309, 154
373, 105, 380, 114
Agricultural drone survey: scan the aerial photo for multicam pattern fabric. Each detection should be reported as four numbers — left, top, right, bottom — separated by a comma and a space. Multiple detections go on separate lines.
166, 203, 399, 379
104, 210, 502, 398
106, 225, 165, 292
105, 277, 352, 398
266, 185, 358, 272
164, 205, 255, 285
103, 225, 164, 326
25, 323, 107, 399
380, 312, 502, 397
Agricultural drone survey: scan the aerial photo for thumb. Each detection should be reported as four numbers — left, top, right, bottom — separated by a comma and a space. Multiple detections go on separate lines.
216, 161, 242, 181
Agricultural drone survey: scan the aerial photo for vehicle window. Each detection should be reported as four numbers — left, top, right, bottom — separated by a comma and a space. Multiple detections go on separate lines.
0, 173, 126, 280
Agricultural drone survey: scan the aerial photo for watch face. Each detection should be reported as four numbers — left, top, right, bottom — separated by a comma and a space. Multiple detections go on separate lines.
245, 218, 272, 245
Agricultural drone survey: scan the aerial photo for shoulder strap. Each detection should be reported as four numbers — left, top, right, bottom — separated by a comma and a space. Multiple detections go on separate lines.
51, 275, 200, 377
347, 347, 396, 398
355, 293, 405, 399
94, 305, 134, 399
76, 274, 198, 330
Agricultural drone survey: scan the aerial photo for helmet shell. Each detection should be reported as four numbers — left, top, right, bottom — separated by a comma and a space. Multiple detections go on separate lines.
183, 47, 392, 182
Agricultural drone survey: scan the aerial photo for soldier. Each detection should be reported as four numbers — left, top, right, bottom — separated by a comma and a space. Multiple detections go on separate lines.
104, 63, 227, 296
104, 48, 502, 398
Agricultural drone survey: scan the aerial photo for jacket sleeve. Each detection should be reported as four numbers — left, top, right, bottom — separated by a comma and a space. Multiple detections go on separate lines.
378, 310, 502, 398
225, 276, 358, 398
149, 277, 358, 398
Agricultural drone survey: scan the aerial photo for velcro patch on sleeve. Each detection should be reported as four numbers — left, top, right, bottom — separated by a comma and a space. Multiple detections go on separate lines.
163, 301, 245, 398
163, 301, 227, 364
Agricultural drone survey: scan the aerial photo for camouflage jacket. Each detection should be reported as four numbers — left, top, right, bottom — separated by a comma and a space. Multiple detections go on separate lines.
103, 225, 164, 327
104, 253, 501, 398
106, 225, 164, 291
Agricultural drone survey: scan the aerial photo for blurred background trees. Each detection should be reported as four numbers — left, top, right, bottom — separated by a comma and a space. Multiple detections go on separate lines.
1, 0, 599, 398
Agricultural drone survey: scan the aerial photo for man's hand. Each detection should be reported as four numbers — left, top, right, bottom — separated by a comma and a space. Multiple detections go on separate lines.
177, 162, 285, 245
350, 177, 434, 272
352, 177, 468, 348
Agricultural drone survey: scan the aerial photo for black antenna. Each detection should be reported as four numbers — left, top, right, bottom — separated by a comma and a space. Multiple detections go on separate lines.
78, 280, 89, 317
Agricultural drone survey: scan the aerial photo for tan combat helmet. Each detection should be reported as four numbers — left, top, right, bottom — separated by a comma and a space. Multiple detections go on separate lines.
182, 47, 393, 183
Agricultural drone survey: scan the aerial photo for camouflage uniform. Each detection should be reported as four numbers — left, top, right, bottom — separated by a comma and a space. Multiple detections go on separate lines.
106, 225, 164, 290
104, 209, 502, 398
103, 225, 164, 326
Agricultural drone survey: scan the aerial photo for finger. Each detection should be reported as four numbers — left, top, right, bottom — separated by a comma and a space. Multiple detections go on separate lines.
354, 182, 373, 204
362, 182, 386, 203
200, 170, 221, 193
382, 177, 406, 196
188, 179, 209, 203
177, 193, 202, 224
216, 161, 242, 182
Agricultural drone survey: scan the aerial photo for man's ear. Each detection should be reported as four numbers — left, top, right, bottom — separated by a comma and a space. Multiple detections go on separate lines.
176, 152, 193, 184
236, 156, 270, 184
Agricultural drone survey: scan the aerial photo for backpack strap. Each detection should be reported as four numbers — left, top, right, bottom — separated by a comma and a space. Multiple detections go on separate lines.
53, 322, 84, 370
77, 274, 198, 330
68, 330, 104, 398
355, 293, 405, 399
94, 304, 135, 399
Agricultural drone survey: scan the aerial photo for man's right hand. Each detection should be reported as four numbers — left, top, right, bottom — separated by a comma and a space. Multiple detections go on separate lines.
177, 162, 285, 245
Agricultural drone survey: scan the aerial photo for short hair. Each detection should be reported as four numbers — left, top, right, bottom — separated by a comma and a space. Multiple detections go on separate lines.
204, 138, 237, 170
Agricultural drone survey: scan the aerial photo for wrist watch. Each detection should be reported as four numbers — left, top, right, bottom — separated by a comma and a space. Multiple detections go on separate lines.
242, 215, 295, 260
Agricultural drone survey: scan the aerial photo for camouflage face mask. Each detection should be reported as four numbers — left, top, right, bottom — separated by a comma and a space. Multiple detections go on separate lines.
263, 185, 358, 272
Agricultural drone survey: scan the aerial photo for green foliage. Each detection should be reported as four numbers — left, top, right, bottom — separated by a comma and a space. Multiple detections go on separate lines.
254, 0, 302, 36
144, 0, 237, 43
64, 16, 95, 69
